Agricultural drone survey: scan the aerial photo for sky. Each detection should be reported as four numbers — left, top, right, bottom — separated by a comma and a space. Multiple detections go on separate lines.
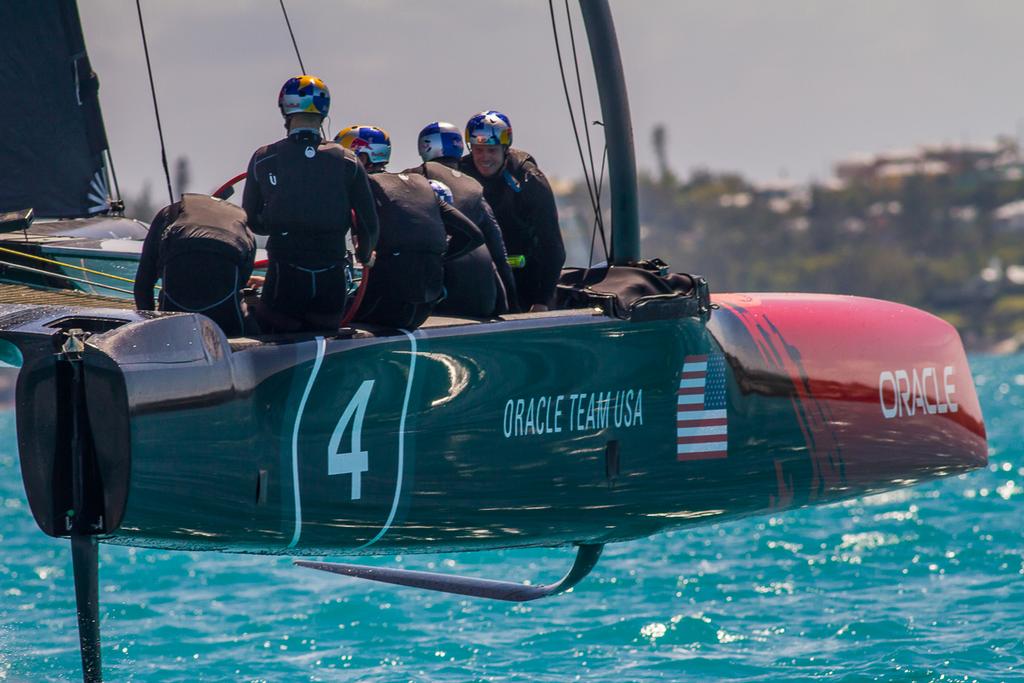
78, 1, 1024, 201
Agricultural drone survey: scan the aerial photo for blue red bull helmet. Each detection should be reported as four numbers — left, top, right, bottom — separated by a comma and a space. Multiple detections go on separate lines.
427, 179, 454, 205
278, 75, 330, 118
465, 110, 512, 147
334, 125, 391, 165
418, 122, 465, 161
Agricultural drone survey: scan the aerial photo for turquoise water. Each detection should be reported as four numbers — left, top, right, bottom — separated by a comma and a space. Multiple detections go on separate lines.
1, 354, 1022, 682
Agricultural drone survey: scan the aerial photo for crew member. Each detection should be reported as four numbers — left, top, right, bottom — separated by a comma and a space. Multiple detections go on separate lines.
135, 193, 256, 337
406, 121, 517, 317
242, 75, 378, 332
459, 110, 565, 312
335, 125, 484, 329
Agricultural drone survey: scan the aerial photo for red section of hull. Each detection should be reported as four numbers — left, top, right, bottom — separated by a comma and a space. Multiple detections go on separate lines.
711, 293, 986, 500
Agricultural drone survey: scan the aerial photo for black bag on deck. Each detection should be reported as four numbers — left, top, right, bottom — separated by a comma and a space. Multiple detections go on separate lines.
556, 259, 710, 321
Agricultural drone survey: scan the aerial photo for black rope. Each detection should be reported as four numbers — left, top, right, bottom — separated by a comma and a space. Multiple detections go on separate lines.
105, 150, 121, 204
279, 0, 307, 73
565, 2, 602, 213
565, 1, 610, 263
278, 0, 323, 137
135, 0, 173, 205
547, 0, 609, 263
104, 150, 123, 214
586, 145, 609, 270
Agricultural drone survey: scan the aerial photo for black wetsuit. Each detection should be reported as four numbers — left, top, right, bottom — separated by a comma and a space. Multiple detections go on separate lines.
355, 171, 484, 330
405, 159, 518, 317
243, 130, 379, 329
134, 193, 256, 337
460, 148, 565, 310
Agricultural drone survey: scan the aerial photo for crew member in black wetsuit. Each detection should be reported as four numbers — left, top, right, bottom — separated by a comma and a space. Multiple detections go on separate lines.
335, 125, 484, 329
405, 121, 517, 317
242, 75, 378, 332
459, 110, 565, 312
134, 193, 256, 337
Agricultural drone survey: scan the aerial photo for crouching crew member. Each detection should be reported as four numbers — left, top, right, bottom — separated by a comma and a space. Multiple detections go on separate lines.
406, 121, 518, 317
336, 125, 484, 329
242, 75, 379, 332
135, 193, 256, 337
459, 110, 565, 312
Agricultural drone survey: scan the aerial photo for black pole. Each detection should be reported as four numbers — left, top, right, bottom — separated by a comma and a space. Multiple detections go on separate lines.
64, 330, 103, 682
579, 0, 639, 265
71, 535, 102, 682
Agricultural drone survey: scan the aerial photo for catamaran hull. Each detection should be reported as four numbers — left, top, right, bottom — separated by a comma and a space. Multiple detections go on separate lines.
1, 294, 985, 556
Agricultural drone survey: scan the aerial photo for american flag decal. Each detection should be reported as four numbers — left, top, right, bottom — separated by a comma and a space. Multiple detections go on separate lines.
677, 354, 728, 460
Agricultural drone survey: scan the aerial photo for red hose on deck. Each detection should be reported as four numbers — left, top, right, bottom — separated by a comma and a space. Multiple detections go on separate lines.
212, 172, 247, 199
339, 264, 370, 326
340, 207, 371, 325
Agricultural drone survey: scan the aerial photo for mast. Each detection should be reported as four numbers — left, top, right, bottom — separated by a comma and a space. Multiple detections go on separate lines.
579, 0, 639, 265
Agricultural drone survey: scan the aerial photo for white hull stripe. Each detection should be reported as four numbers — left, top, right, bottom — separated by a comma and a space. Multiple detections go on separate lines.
358, 329, 417, 549
677, 425, 728, 437
675, 409, 728, 421
677, 441, 728, 454
288, 336, 326, 549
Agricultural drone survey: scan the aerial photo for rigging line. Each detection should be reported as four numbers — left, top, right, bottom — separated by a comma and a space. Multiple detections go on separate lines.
105, 150, 123, 210
0, 246, 137, 284
585, 145, 609, 271
278, 0, 324, 138
0, 259, 134, 296
547, 0, 604, 251
135, 0, 174, 205
586, 210, 599, 269
547, 0, 597, 210
279, 0, 307, 74
564, 0, 608, 259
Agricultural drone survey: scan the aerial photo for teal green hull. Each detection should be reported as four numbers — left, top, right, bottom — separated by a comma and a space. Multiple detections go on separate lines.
121, 314, 711, 554
3, 293, 983, 557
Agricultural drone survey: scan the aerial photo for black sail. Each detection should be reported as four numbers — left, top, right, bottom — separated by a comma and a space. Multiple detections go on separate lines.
0, 1, 112, 218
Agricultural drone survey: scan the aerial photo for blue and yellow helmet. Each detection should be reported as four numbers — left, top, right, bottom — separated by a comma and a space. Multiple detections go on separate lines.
465, 110, 512, 147
278, 75, 330, 118
335, 125, 392, 165
418, 121, 465, 162
427, 179, 454, 205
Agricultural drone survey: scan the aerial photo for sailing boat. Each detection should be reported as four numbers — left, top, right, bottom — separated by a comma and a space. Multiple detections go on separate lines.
0, 2, 149, 303
0, 1, 986, 680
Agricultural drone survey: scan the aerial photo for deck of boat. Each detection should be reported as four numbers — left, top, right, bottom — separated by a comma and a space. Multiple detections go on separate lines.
0, 282, 605, 351
0, 282, 134, 309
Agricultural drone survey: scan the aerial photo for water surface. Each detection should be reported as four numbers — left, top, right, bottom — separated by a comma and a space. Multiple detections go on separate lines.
0, 354, 1021, 681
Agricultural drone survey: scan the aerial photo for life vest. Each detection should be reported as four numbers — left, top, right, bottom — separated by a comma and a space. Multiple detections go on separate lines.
464, 148, 541, 254
160, 193, 255, 268
245, 133, 367, 266
367, 172, 447, 304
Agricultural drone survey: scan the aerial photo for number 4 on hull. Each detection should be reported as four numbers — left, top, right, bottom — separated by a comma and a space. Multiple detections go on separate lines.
328, 380, 374, 500
315, 376, 606, 601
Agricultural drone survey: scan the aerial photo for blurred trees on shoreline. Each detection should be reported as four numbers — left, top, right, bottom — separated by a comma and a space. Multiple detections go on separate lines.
561, 128, 1024, 348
